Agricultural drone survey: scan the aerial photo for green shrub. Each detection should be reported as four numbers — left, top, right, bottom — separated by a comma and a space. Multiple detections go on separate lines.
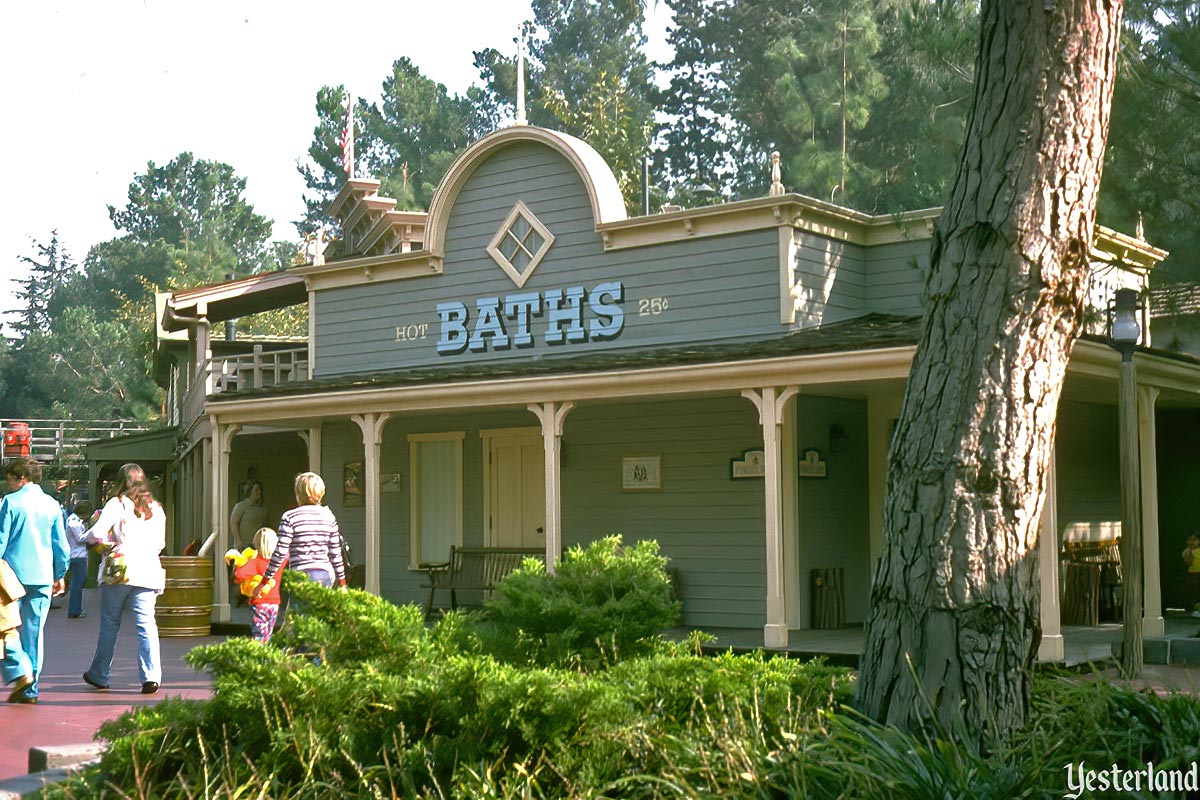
57, 559, 1200, 800
56, 572, 856, 799
481, 535, 681, 670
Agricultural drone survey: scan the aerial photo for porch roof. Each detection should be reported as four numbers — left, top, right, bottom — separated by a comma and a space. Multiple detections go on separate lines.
208, 313, 924, 403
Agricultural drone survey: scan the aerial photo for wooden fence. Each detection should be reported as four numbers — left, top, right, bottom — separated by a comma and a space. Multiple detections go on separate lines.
1, 419, 151, 467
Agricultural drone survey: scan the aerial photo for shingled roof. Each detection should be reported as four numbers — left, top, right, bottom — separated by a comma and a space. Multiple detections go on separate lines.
209, 313, 923, 402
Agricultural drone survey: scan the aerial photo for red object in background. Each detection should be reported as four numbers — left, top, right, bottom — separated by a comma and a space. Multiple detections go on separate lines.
3, 422, 31, 457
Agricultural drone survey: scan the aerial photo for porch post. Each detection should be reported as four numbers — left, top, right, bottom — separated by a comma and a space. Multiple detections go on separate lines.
866, 390, 902, 566
781, 397, 799, 628
742, 385, 800, 649
528, 401, 575, 574
352, 413, 390, 595
196, 307, 212, 396
1038, 450, 1064, 662
309, 425, 323, 474
201, 437, 212, 557
1139, 386, 1164, 637
210, 419, 240, 623
297, 426, 323, 476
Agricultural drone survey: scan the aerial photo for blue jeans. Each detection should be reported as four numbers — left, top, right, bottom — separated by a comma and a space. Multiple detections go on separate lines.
299, 567, 333, 588
67, 557, 88, 616
276, 567, 334, 629
2, 585, 51, 699
85, 584, 161, 687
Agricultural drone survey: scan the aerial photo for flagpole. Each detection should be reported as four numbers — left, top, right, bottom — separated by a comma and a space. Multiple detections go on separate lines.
515, 28, 527, 126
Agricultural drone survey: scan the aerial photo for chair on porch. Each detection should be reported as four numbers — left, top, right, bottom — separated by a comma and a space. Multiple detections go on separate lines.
1061, 540, 1123, 625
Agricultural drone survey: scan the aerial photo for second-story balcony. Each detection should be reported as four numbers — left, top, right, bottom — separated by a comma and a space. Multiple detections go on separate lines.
211, 345, 309, 394
173, 343, 309, 429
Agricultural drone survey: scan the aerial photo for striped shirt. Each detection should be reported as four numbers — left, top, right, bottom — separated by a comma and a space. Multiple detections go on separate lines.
264, 504, 345, 584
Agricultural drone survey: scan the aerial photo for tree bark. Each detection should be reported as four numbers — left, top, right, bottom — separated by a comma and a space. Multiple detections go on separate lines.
855, 0, 1124, 748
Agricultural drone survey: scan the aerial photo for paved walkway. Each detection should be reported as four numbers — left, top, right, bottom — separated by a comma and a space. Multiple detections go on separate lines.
0, 588, 224, 781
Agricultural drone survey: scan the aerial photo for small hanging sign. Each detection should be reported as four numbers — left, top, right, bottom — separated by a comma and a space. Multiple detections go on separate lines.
798, 448, 827, 478
730, 449, 766, 479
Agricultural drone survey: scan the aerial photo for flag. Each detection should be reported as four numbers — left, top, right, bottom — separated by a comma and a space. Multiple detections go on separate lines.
340, 90, 355, 177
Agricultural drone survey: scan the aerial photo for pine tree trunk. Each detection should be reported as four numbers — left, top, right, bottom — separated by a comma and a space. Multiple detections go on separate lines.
855, 0, 1124, 747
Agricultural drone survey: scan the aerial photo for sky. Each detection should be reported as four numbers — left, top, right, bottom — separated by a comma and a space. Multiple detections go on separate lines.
1, 0, 672, 313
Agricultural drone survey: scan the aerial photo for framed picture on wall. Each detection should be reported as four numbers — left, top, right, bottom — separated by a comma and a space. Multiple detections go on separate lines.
343, 460, 365, 506
381, 472, 404, 493
621, 455, 662, 492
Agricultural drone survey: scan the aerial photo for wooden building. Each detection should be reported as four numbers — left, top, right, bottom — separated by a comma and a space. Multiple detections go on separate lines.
142, 124, 1200, 657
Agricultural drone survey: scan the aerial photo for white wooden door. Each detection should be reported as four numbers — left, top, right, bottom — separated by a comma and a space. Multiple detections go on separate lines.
482, 428, 545, 549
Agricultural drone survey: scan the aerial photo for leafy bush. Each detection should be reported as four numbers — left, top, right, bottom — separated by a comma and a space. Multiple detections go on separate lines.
49, 570, 852, 799
481, 535, 681, 670
44, 563, 1200, 799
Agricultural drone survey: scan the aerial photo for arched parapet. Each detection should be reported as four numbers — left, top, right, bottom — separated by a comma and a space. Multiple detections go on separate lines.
424, 126, 627, 258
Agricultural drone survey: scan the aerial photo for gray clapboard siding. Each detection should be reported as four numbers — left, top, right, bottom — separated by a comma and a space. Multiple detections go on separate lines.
1054, 400, 1120, 540
561, 396, 768, 628
794, 395, 871, 625
318, 421, 367, 570
321, 409, 543, 606
865, 239, 928, 316
793, 233, 869, 329
318, 394, 878, 631
323, 397, 774, 629
315, 142, 784, 377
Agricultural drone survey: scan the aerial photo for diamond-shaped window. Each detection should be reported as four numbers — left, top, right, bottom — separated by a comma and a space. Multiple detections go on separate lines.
487, 201, 555, 288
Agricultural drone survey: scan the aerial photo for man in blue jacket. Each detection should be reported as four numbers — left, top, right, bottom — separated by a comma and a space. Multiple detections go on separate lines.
1, 457, 68, 703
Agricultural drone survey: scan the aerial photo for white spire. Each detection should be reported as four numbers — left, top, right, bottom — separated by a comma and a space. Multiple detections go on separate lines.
768, 151, 784, 197
516, 26, 527, 126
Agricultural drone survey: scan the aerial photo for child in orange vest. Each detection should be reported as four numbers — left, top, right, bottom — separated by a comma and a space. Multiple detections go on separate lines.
234, 527, 287, 643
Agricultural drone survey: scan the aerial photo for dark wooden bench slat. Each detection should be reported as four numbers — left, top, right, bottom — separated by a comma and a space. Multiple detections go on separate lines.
422, 546, 545, 617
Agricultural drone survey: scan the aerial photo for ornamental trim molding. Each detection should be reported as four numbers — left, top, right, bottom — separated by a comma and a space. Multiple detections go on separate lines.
486, 200, 555, 288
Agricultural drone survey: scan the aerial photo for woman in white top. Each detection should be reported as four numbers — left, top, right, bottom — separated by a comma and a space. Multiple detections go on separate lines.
63, 500, 93, 618
81, 463, 166, 695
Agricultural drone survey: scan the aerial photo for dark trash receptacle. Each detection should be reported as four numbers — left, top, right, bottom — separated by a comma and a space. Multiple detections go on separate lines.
811, 567, 845, 629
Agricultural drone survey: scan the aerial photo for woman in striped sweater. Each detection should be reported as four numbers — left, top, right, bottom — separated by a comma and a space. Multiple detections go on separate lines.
255, 472, 346, 600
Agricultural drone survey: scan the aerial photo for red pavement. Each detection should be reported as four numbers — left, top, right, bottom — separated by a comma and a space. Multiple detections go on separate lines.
1, 587, 223, 781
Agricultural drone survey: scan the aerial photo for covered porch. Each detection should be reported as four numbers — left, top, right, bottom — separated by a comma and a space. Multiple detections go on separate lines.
674, 612, 1200, 668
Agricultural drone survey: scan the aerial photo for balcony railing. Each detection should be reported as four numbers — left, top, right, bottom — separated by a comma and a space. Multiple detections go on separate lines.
177, 346, 309, 428
212, 346, 309, 394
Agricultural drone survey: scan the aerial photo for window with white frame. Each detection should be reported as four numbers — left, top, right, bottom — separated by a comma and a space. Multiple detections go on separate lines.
408, 432, 464, 567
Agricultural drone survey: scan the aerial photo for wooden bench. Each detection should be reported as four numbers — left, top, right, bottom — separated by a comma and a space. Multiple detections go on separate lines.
420, 546, 545, 618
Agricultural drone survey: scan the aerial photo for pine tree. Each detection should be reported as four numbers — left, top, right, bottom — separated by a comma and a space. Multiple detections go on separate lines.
475, 0, 655, 208
365, 58, 481, 211
1100, 1, 1200, 284
9, 232, 76, 338
857, 0, 1125, 748
654, 0, 732, 200
857, 0, 978, 213
712, 0, 886, 203
297, 85, 354, 235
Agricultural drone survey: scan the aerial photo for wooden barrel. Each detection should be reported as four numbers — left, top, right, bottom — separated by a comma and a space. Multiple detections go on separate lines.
156, 556, 213, 636
811, 567, 845, 629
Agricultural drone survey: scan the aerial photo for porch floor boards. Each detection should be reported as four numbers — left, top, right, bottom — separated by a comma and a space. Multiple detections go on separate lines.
671, 613, 1200, 668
